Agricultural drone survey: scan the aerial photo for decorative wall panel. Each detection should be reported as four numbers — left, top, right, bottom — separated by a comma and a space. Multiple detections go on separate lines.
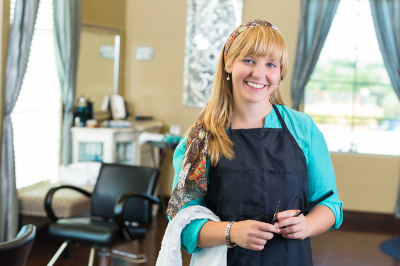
183, 0, 243, 107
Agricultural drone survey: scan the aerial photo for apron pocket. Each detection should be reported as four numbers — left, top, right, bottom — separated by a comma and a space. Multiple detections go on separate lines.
219, 169, 265, 218
264, 170, 302, 213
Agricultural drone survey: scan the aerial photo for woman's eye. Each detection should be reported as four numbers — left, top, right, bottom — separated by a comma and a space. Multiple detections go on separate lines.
243, 59, 254, 64
267, 63, 276, 67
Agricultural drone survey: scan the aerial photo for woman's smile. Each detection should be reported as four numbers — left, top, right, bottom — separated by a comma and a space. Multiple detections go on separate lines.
245, 81, 268, 90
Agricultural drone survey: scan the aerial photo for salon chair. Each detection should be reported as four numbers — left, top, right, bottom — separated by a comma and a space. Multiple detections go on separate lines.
44, 163, 160, 266
0, 224, 36, 266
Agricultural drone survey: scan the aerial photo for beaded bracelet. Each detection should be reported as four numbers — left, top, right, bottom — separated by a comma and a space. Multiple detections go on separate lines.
225, 221, 237, 248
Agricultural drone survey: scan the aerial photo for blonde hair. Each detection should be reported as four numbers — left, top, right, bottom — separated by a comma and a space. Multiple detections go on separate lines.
202, 26, 288, 166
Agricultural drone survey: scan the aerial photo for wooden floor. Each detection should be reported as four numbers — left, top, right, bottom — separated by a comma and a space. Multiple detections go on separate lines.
26, 212, 400, 266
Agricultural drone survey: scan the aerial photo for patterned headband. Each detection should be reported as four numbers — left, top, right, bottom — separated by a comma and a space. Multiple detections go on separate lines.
224, 19, 281, 62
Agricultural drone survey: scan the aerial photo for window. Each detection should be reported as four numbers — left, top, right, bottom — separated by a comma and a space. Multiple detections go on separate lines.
304, 0, 400, 156
10, 0, 61, 189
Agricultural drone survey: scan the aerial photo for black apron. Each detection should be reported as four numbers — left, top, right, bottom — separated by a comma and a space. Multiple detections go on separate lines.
205, 105, 313, 266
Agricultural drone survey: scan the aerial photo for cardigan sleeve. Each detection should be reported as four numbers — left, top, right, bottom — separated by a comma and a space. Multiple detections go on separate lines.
306, 118, 343, 229
171, 137, 209, 254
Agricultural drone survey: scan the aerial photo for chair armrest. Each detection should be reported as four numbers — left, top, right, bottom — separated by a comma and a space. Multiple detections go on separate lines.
44, 185, 92, 222
114, 192, 160, 240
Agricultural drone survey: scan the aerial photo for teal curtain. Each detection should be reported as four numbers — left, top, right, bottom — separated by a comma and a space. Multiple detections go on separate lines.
291, 0, 340, 111
370, 0, 400, 217
53, 0, 82, 165
370, 0, 400, 101
0, 0, 39, 241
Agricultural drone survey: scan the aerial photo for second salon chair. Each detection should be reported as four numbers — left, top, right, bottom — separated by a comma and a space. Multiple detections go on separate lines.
0, 224, 36, 266
44, 163, 160, 266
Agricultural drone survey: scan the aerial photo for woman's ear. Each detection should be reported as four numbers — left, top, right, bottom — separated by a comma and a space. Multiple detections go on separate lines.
225, 65, 232, 73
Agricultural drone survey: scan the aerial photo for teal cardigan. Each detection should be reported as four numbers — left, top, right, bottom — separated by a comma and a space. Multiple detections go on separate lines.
171, 105, 343, 253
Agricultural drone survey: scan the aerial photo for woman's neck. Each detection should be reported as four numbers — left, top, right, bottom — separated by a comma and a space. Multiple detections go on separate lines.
231, 102, 273, 129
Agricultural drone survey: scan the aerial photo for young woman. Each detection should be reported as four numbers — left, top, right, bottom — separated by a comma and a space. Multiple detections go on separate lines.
166, 19, 343, 265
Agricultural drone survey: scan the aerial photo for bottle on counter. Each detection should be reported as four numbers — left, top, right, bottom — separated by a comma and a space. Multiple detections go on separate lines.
75, 96, 88, 127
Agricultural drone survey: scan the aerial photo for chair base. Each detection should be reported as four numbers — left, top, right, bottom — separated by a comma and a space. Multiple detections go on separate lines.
47, 241, 147, 265
99, 248, 147, 264
47, 241, 69, 266
48, 242, 97, 266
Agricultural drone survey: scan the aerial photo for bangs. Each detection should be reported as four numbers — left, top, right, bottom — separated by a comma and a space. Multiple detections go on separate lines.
233, 26, 286, 63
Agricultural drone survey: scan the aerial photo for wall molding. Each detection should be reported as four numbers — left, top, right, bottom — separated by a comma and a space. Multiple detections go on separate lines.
341, 210, 400, 234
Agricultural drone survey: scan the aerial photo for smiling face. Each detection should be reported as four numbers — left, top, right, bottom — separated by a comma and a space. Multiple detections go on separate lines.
227, 55, 281, 107
222, 26, 288, 109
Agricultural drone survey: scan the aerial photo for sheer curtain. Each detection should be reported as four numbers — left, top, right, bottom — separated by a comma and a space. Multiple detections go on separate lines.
0, 0, 39, 241
53, 0, 82, 165
370, 0, 400, 217
290, 0, 340, 111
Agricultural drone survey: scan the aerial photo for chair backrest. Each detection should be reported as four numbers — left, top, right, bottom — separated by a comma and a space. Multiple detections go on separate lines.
0, 224, 36, 266
91, 163, 159, 223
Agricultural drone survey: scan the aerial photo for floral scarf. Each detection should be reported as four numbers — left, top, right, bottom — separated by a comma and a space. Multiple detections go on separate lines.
166, 110, 210, 219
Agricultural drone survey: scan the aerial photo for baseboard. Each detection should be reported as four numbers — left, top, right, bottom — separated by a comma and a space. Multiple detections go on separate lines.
341, 210, 400, 234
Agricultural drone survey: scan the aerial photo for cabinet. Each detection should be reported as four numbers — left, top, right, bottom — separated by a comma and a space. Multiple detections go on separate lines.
71, 120, 162, 166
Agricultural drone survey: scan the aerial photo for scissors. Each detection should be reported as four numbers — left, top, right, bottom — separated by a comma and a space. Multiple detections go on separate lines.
270, 190, 333, 225
271, 201, 280, 225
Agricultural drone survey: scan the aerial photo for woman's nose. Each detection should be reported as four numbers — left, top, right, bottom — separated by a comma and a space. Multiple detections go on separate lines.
252, 65, 265, 79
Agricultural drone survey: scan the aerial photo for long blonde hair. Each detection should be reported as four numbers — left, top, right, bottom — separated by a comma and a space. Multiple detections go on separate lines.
201, 26, 288, 166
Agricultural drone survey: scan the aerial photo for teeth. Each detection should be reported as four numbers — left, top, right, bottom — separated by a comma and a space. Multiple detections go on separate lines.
246, 81, 265, 89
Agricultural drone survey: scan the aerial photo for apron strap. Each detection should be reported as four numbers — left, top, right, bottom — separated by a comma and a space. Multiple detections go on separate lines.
272, 104, 289, 133
273, 104, 307, 166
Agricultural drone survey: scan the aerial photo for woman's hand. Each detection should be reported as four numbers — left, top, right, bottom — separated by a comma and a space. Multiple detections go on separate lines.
274, 210, 310, 240
229, 220, 280, 251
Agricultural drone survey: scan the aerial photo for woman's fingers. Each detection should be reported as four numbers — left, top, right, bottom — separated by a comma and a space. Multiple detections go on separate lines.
277, 210, 300, 221
273, 212, 310, 240
282, 231, 306, 240
275, 215, 302, 229
229, 216, 309, 250
246, 229, 275, 250
250, 237, 268, 246
258, 221, 280, 234
257, 231, 275, 240
280, 221, 308, 240
279, 223, 303, 234
230, 220, 279, 251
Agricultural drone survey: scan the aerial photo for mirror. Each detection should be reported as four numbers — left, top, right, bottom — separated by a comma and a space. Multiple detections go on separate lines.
75, 23, 121, 119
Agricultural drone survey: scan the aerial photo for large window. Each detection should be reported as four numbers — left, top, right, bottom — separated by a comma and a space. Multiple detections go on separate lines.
10, 0, 61, 189
304, 0, 400, 156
